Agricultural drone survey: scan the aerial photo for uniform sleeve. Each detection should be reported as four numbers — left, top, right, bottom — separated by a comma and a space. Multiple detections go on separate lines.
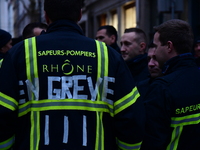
141, 82, 171, 149
0, 47, 20, 149
113, 57, 145, 150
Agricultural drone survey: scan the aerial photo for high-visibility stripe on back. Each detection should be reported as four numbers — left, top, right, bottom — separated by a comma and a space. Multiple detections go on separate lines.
24, 37, 40, 150
95, 40, 108, 150
18, 99, 114, 117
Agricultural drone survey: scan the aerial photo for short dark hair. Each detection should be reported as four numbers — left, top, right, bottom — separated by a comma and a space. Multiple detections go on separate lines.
154, 19, 193, 54
124, 28, 147, 45
44, 0, 84, 22
22, 22, 48, 39
97, 25, 118, 42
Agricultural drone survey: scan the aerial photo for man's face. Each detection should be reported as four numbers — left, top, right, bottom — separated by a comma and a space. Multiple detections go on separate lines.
120, 32, 141, 61
148, 47, 162, 78
153, 32, 168, 69
96, 29, 114, 45
0, 40, 12, 54
194, 43, 200, 58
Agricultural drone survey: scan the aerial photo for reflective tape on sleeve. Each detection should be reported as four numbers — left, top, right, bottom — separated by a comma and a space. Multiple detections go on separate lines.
0, 92, 18, 111
114, 87, 140, 115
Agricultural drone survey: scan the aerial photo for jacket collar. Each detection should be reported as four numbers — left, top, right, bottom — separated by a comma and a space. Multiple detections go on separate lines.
46, 19, 84, 36
162, 53, 196, 74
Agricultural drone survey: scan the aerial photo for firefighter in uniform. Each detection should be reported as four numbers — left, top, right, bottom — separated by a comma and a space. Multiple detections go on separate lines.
141, 19, 200, 150
0, 0, 145, 149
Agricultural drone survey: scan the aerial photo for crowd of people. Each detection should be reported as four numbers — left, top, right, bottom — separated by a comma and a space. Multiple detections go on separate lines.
0, 0, 200, 149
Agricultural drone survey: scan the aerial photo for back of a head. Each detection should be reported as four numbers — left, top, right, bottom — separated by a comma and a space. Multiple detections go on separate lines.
22, 22, 48, 39
124, 28, 147, 45
0, 29, 12, 49
44, 0, 84, 22
97, 25, 118, 42
154, 19, 193, 54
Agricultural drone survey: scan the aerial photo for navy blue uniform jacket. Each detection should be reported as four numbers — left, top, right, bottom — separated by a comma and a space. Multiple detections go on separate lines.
0, 20, 145, 150
141, 53, 200, 150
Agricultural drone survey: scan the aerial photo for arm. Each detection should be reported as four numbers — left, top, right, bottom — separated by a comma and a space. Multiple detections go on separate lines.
113, 57, 145, 150
141, 82, 171, 150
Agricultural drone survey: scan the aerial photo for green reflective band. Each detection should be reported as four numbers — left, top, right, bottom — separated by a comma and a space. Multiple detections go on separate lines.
95, 112, 104, 150
25, 37, 39, 100
0, 58, 4, 68
95, 40, 108, 150
171, 113, 200, 127
25, 37, 38, 80
18, 99, 114, 117
95, 40, 108, 101
0, 92, 18, 111
30, 111, 40, 150
116, 138, 142, 150
25, 37, 40, 150
167, 126, 183, 150
114, 87, 140, 115
0, 136, 15, 150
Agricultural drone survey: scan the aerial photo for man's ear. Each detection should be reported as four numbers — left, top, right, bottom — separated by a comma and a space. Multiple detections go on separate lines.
140, 42, 146, 53
110, 35, 116, 43
167, 41, 173, 53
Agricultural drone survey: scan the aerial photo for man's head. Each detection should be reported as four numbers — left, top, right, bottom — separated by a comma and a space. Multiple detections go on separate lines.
96, 25, 118, 46
0, 29, 12, 54
153, 19, 193, 68
22, 22, 48, 39
44, 0, 84, 24
120, 28, 147, 61
194, 36, 200, 58
147, 42, 162, 78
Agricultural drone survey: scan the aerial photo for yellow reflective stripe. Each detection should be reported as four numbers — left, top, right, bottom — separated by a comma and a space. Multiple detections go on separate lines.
95, 112, 100, 150
18, 99, 114, 117
95, 40, 108, 101
167, 126, 183, 150
0, 136, 15, 150
95, 112, 104, 150
25, 37, 39, 80
114, 87, 140, 115
0, 92, 18, 111
0, 58, 4, 68
25, 37, 40, 150
95, 40, 102, 101
171, 113, 200, 127
95, 40, 108, 149
30, 111, 40, 150
116, 138, 142, 150
100, 112, 104, 150
25, 37, 39, 100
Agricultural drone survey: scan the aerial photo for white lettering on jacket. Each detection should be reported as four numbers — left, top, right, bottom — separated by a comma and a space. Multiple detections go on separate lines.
48, 75, 115, 100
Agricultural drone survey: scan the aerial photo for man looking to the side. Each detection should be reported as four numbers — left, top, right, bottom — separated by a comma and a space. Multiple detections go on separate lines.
96, 25, 120, 53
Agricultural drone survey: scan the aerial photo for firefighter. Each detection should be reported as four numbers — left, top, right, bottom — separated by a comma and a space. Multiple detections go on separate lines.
141, 19, 200, 150
0, 0, 145, 149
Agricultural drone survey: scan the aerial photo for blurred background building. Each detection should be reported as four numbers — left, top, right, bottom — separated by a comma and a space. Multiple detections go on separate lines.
0, 0, 200, 43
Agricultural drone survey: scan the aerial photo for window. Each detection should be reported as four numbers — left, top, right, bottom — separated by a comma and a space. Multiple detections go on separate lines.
124, 2, 136, 28
111, 10, 118, 30
98, 14, 107, 26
